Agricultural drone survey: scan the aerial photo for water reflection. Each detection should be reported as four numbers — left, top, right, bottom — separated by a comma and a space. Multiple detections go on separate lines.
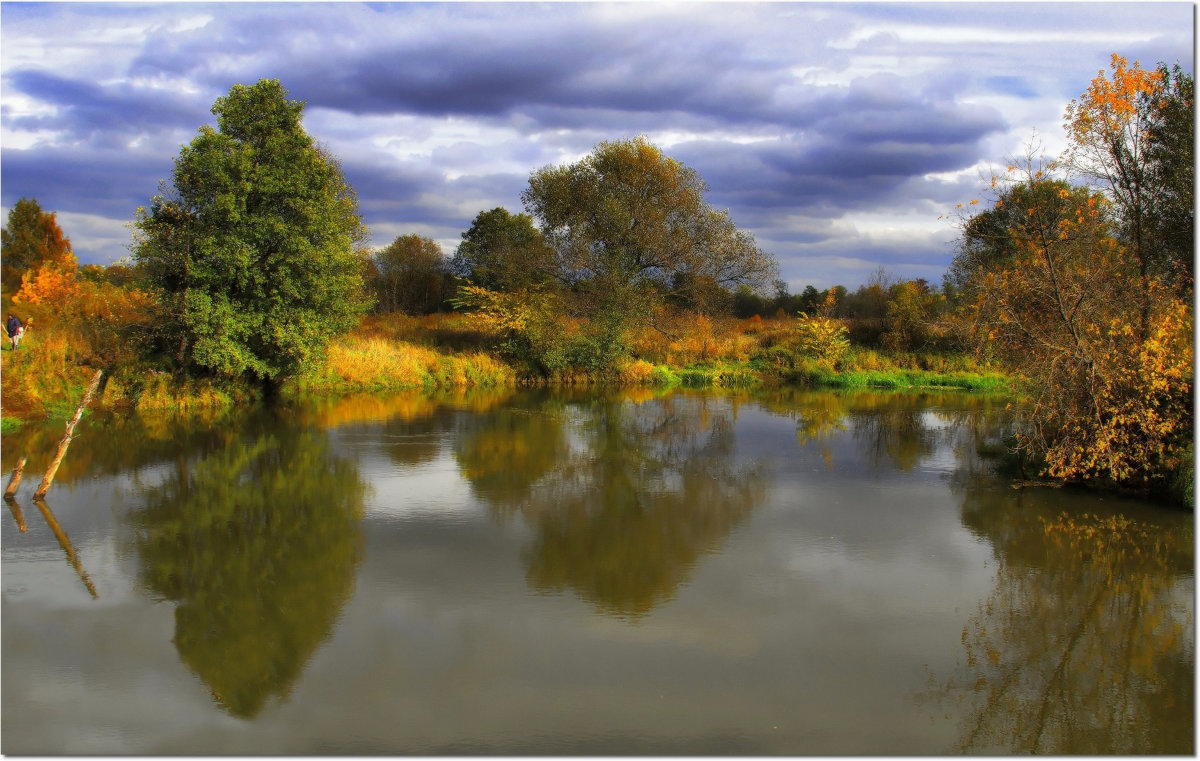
295, 387, 514, 432
452, 394, 568, 506
2, 386, 1193, 753
455, 392, 769, 619
5, 494, 27, 531
849, 398, 937, 473
4, 494, 99, 597
33, 497, 99, 598
126, 411, 367, 718
931, 446, 1194, 754
756, 389, 1193, 753
758, 388, 1011, 475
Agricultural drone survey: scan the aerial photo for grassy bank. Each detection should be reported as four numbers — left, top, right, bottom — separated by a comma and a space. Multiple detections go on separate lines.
786, 365, 1011, 393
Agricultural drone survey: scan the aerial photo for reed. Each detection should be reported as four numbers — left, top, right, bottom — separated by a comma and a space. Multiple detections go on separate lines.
131, 373, 246, 413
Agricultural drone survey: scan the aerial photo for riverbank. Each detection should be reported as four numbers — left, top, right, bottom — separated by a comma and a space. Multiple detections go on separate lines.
0, 311, 1012, 429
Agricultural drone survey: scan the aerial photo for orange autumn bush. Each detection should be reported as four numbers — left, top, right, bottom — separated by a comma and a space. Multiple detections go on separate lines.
14, 262, 157, 368
956, 156, 1192, 494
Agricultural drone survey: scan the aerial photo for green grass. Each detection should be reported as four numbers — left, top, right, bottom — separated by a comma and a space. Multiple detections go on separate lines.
793, 366, 1011, 393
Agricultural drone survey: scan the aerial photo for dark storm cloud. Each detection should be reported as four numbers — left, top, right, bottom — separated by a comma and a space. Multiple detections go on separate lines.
5, 69, 202, 139
122, 2, 792, 126
674, 80, 1003, 219
2, 145, 172, 218
1, 1, 1192, 287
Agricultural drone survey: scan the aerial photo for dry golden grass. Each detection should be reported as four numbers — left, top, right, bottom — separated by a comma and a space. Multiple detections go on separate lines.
297, 333, 515, 393
0, 326, 98, 418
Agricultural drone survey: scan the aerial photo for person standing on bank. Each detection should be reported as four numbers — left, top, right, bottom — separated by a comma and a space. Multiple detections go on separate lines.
6, 313, 22, 350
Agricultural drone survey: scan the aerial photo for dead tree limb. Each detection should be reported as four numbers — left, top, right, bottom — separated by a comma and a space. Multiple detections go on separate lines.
34, 369, 103, 500
5, 456, 27, 498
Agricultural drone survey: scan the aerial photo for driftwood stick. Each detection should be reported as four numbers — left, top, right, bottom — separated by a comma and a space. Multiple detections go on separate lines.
34, 369, 103, 500
33, 497, 98, 598
5, 456, 27, 498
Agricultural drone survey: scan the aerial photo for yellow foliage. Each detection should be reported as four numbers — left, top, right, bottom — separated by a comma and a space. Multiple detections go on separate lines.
1043, 296, 1193, 483
13, 263, 79, 306
958, 150, 1192, 490
794, 312, 850, 367
1065, 53, 1164, 170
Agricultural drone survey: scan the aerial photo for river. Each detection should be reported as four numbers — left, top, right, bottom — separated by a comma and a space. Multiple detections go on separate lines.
1, 387, 1192, 754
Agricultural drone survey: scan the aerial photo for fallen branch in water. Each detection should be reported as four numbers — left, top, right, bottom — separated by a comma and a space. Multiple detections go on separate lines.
34, 369, 103, 501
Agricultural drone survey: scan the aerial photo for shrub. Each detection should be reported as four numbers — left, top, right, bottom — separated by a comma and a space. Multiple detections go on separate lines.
794, 312, 850, 367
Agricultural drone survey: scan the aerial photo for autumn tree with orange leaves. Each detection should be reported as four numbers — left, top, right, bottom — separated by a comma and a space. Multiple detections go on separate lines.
952, 53, 1193, 501
1064, 55, 1194, 314
1, 198, 77, 293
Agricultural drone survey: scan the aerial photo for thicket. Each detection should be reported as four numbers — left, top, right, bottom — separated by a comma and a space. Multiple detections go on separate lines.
947, 56, 1193, 502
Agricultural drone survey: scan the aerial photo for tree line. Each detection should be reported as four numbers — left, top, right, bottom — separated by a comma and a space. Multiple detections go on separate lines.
2, 56, 1192, 498
4, 82, 780, 387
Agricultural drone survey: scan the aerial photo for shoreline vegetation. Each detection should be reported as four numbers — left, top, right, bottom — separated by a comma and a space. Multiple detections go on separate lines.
0, 311, 1012, 427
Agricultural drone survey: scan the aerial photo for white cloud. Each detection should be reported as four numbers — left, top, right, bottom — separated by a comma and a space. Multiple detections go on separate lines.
55, 211, 134, 265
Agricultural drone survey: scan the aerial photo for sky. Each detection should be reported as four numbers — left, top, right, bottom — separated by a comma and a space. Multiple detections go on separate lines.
0, 1, 1194, 291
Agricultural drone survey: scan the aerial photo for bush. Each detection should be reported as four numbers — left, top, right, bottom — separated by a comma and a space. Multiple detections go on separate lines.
794, 312, 850, 367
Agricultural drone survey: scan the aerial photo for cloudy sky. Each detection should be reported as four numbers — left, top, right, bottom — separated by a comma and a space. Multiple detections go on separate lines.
1, 2, 1193, 290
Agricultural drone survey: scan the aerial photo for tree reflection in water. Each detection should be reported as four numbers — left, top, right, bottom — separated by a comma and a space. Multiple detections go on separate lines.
761, 388, 1193, 753
932, 447, 1194, 754
452, 394, 569, 505
128, 411, 367, 718
455, 391, 769, 619
759, 388, 1009, 475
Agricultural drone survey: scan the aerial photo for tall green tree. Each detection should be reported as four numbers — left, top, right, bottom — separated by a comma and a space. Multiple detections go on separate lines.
521, 136, 777, 348
1, 198, 76, 292
450, 207, 556, 292
132, 79, 369, 391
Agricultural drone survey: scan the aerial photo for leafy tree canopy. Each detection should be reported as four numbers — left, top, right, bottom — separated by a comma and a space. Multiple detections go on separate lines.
950, 153, 1191, 495
1144, 62, 1194, 292
1064, 54, 1194, 303
947, 178, 1110, 300
132, 79, 369, 390
368, 234, 449, 315
521, 136, 777, 310
451, 207, 556, 293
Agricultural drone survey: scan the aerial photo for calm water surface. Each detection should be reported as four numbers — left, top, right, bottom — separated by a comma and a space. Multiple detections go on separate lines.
1, 388, 1192, 754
